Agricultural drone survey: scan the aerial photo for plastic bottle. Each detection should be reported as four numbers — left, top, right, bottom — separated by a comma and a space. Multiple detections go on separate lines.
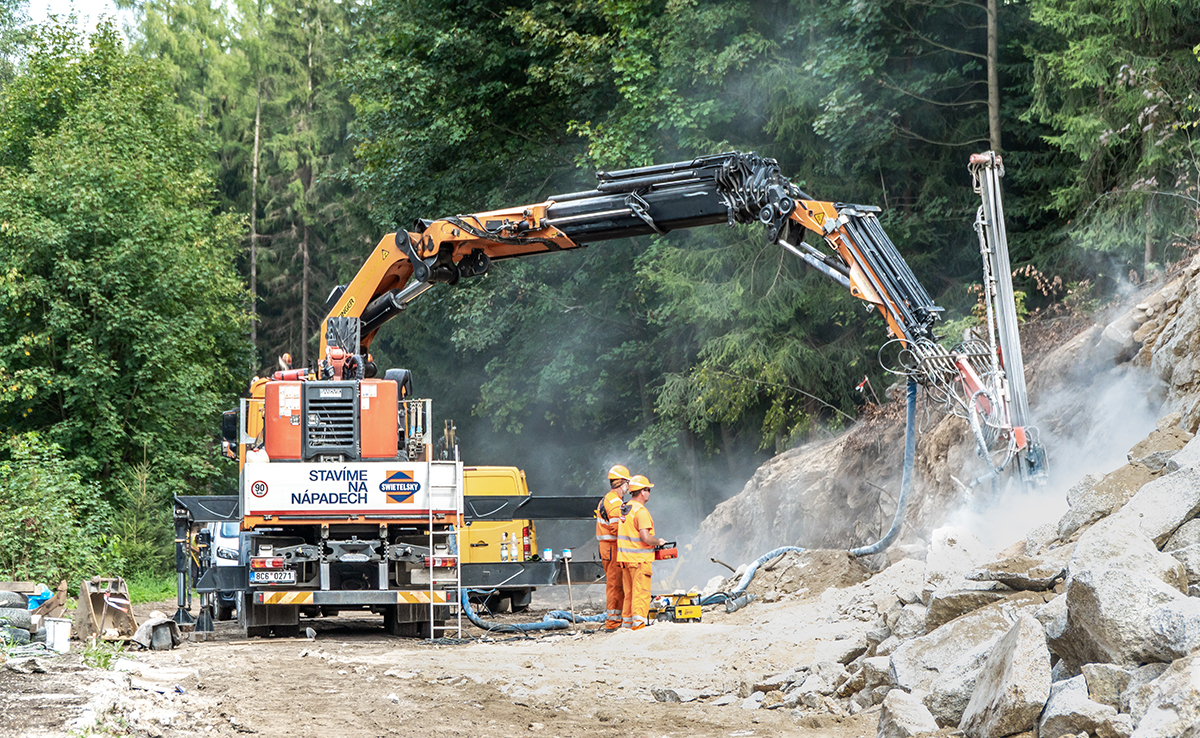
500, 532, 509, 562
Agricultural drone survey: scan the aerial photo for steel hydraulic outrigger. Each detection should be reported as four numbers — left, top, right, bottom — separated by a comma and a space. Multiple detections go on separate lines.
320, 151, 1047, 488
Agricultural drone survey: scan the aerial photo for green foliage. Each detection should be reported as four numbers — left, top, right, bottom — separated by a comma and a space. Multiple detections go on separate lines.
81, 638, 125, 669
111, 453, 172, 577
41, 0, 1199, 536
0, 22, 251, 499
1027, 0, 1200, 268
124, 572, 176, 604
0, 433, 120, 584
254, 0, 374, 368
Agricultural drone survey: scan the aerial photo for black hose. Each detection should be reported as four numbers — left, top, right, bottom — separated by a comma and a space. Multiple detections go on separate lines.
849, 375, 917, 556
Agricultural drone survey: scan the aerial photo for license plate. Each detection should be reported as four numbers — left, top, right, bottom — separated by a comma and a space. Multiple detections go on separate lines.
250, 570, 296, 585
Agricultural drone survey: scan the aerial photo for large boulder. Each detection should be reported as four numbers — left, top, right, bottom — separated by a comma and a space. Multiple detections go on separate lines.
1058, 466, 1157, 540
890, 604, 1015, 726
1067, 520, 1186, 593
1146, 596, 1200, 656
957, 615, 1051, 738
925, 590, 1007, 632
1055, 567, 1200, 667
877, 689, 940, 738
1126, 652, 1200, 738
1038, 676, 1119, 738
1102, 467, 1200, 548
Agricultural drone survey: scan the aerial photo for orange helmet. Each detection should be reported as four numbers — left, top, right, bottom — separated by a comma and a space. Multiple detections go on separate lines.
628, 474, 654, 491
607, 464, 631, 481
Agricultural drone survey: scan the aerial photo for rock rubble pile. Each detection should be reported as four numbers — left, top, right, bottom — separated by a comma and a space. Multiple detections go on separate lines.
725, 416, 1200, 738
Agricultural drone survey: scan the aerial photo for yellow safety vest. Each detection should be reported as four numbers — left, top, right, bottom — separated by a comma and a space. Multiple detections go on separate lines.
617, 500, 654, 563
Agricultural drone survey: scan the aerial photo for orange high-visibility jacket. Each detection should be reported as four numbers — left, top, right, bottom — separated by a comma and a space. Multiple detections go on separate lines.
617, 500, 654, 563
595, 489, 624, 541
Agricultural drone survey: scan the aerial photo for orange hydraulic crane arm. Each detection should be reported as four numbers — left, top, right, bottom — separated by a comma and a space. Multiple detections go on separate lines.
320, 152, 942, 358
312, 150, 1044, 484
322, 202, 584, 353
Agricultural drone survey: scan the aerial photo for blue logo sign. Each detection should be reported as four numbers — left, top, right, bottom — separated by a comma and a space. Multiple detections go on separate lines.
381, 470, 421, 503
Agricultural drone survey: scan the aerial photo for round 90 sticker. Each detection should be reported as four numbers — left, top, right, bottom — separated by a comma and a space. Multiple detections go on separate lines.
250, 480, 269, 498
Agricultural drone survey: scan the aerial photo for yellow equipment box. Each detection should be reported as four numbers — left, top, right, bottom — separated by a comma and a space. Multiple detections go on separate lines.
650, 592, 701, 623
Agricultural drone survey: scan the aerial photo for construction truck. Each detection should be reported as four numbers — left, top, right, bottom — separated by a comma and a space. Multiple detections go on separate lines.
185, 150, 1042, 638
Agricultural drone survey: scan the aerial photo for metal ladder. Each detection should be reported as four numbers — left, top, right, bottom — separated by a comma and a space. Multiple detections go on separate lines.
423, 432, 463, 639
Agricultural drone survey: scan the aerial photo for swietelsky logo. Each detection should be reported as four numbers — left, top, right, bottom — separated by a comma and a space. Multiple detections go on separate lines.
381, 470, 421, 504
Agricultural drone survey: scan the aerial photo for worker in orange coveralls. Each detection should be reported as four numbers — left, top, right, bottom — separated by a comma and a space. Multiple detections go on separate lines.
596, 464, 631, 631
617, 475, 665, 630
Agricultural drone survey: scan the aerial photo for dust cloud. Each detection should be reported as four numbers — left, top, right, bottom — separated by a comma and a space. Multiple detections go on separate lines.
946, 361, 1166, 553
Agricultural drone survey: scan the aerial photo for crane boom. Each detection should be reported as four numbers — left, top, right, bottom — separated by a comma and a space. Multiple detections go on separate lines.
315, 150, 1045, 485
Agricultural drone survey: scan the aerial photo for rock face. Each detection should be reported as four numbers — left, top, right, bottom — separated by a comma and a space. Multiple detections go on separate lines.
957, 615, 1051, 738
877, 689, 940, 738
697, 253, 1200, 569
693, 258, 1200, 736
696, 393, 990, 563
1142, 258, 1200, 430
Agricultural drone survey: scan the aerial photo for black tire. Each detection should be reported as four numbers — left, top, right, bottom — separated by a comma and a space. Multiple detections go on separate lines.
274, 624, 300, 638
0, 607, 31, 631
32, 626, 47, 643
0, 626, 30, 645
508, 588, 533, 613
482, 594, 511, 614
246, 625, 271, 638
214, 601, 234, 622
0, 591, 27, 609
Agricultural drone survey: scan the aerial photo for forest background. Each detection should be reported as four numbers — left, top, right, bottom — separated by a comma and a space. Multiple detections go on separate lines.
0, 0, 1198, 588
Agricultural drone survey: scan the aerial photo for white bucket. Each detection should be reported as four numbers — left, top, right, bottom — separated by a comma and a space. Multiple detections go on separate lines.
44, 617, 71, 654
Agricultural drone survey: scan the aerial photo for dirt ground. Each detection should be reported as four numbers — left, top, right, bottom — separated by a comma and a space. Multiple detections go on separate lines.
0, 564, 891, 738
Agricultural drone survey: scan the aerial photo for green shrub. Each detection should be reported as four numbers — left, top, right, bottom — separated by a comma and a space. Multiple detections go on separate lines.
0, 433, 122, 584
111, 454, 173, 578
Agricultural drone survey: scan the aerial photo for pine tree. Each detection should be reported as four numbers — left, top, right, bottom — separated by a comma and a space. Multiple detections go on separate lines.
255, 0, 370, 371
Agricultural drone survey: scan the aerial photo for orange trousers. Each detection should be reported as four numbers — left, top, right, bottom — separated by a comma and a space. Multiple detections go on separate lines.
619, 561, 653, 629
599, 541, 624, 630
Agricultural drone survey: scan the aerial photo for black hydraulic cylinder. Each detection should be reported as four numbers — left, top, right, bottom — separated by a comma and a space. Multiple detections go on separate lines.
544, 183, 730, 242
